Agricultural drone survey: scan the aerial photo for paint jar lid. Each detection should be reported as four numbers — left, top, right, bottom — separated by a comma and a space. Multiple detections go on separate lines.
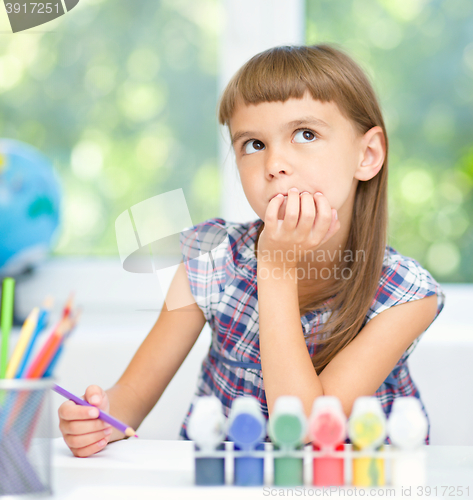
187, 396, 226, 453
268, 396, 307, 449
309, 396, 347, 449
227, 396, 266, 449
348, 396, 386, 450
387, 397, 428, 449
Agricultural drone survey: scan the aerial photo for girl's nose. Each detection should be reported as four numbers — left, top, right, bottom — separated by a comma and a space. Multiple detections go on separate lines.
264, 148, 292, 178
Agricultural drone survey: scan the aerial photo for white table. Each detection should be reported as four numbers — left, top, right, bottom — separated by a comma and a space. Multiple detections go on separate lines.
50, 439, 473, 499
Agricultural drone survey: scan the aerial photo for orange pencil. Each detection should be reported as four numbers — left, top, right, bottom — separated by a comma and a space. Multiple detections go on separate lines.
25, 317, 72, 379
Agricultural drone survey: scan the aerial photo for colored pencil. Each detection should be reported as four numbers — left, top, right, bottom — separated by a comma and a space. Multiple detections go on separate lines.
61, 293, 74, 319
15, 297, 53, 379
20, 392, 46, 450
0, 293, 76, 497
8, 304, 79, 448
42, 308, 80, 379
0, 429, 44, 494
22, 315, 80, 450
53, 384, 138, 438
25, 316, 72, 379
1, 278, 15, 379
5, 308, 40, 379
0, 390, 16, 437
35, 296, 74, 379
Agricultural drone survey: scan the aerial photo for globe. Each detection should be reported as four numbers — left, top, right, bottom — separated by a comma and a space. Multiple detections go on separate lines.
0, 139, 61, 277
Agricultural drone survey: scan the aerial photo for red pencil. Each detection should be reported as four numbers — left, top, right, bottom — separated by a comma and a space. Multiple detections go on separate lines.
62, 293, 74, 319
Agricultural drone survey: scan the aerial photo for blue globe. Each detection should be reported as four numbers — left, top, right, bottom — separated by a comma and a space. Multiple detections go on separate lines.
0, 139, 61, 276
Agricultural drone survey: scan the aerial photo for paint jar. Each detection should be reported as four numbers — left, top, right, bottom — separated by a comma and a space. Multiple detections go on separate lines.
268, 396, 307, 486
188, 396, 226, 486
309, 396, 347, 486
227, 396, 266, 486
194, 442, 226, 486
0, 378, 54, 497
233, 442, 265, 486
387, 397, 428, 486
348, 396, 387, 487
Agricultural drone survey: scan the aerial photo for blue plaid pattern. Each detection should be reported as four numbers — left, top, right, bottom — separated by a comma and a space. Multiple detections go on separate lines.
178, 218, 445, 444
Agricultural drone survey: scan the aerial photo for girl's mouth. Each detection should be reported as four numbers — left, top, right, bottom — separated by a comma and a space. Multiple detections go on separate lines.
269, 193, 288, 202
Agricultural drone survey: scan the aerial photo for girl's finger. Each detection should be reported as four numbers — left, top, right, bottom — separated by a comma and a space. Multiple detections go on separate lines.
297, 191, 316, 234
265, 194, 285, 232
282, 188, 300, 231
59, 400, 100, 421
84, 385, 109, 411
65, 427, 112, 451
60, 417, 111, 436
67, 433, 110, 458
311, 192, 333, 241
320, 209, 340, 245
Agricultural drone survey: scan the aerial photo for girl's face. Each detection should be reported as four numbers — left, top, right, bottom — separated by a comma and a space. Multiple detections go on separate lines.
229, 92, 378, 222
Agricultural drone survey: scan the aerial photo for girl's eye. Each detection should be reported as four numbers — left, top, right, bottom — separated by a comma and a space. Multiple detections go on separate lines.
294, 129, 317, 143
244, 140, 265, 154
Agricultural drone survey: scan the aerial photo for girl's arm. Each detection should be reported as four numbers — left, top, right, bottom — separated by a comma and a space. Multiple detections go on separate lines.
258, 261, 323, 419
58, 261, 206, 456
258, 259, 438, 422
108, 260, 206, 435
317, 293, 438, 416
257, 190, 438, 439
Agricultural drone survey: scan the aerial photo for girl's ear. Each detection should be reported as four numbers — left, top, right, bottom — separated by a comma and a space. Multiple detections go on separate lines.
354, 126, 386, 181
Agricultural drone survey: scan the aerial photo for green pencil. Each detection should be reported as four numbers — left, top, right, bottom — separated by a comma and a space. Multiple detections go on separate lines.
1, 277, 15, 379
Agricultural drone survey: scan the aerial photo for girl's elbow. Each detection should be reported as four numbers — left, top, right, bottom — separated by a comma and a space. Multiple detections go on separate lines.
318, 387, 354, 420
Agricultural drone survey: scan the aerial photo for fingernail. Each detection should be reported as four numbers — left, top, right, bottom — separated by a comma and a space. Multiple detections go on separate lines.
89, 408, 99, 418
104, 427, 112, 436
315, 192, 323, 196
90, 395, 100, 405
335, 210, 338, 220
275, 193, 283, 198
289, 187, 298, 192
300, 191, 310, 195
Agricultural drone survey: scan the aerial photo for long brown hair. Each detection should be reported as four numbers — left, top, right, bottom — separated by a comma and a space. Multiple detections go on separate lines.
218, 44, 388, 374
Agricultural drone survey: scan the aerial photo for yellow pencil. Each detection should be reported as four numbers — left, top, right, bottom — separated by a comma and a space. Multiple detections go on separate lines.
5, 307, 40, 379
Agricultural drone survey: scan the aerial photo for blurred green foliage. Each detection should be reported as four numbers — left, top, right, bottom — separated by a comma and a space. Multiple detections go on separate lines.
0, 0, 220, 255
306, 0, 473, 282
1, 0, 472, 282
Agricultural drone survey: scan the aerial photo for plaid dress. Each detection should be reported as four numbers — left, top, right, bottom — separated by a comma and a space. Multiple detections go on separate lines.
178, 217, 445, 444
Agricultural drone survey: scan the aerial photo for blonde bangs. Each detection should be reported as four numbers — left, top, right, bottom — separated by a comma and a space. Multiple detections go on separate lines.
218, 45, 379, 138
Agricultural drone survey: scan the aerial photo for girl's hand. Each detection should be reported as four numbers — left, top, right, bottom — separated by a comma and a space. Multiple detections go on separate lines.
258, 188, 340, 267
58, 385, 113, 458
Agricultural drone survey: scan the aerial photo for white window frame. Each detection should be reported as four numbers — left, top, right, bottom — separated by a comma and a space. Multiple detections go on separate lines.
219, 0, 305, 223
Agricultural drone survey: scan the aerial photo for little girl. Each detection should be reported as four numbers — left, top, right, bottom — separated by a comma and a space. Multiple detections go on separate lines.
58, 44, 445, 457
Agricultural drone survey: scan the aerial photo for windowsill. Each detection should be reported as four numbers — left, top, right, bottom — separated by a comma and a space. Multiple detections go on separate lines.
13, 256, 472, 342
